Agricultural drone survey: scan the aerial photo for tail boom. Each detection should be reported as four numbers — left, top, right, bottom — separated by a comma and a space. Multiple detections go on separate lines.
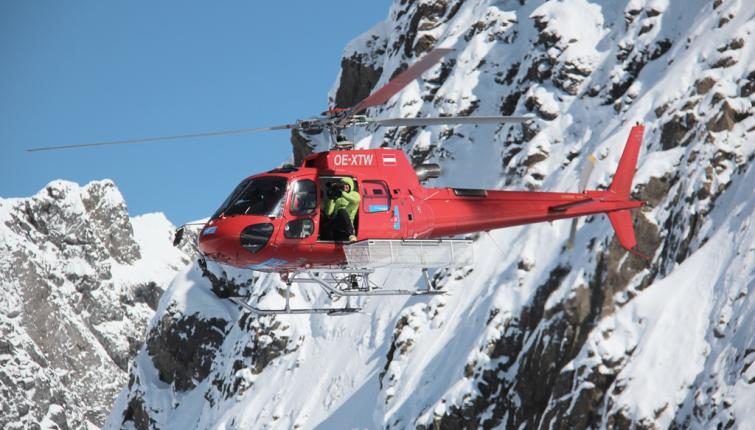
416, 124, 647, 253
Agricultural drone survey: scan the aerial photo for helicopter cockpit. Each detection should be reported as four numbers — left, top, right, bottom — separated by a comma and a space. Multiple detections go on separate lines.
211, 176, 287, 220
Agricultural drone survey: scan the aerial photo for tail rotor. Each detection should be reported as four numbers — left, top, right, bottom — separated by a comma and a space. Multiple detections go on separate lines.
566, 153, 597, 249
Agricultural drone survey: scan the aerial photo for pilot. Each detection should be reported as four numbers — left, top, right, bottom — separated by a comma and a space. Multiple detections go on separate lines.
323, 177, 360, 242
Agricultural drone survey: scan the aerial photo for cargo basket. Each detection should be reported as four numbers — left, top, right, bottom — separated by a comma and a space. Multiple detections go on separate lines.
344, 239, 473, 269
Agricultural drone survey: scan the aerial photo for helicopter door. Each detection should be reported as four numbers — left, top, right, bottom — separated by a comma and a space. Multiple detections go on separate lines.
283, 179, 318, 245
317, 176, 361, 241
359, 180, 399, 239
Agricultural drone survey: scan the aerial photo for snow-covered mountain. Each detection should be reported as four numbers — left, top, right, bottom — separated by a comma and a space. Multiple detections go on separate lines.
102, 0, 755, 428
0, 179, 192, 429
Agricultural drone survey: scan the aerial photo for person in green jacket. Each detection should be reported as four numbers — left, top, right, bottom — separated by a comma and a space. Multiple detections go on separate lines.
322, 177, 360, 242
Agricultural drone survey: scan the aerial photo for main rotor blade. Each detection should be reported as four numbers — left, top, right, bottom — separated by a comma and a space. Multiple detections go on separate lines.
348, 47, 454, 116
371, 115, 534, 127
27, 124, 297, 152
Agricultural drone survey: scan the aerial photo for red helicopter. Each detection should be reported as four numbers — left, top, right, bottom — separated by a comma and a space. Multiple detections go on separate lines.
31, 48, 646, 315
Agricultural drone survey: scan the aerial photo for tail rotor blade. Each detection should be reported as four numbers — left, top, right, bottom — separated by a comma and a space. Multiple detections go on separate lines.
567, 217, 579, 250
371, 115, 533, 127
567, 153, 598, 249
27, 123, 298, 152
578, 154, 597, 192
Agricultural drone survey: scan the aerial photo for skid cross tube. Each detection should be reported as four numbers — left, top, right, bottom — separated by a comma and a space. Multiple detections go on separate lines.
229, 296, 360, 316
289, 269, 444, 297
229, 267, 444, 316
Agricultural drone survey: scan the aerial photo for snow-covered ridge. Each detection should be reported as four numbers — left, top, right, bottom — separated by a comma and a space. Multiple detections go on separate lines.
111, 0, 754, 429
0, 179, 191, 429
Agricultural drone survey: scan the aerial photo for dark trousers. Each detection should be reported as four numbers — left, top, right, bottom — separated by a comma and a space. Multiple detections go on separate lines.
322, 208, 354, 241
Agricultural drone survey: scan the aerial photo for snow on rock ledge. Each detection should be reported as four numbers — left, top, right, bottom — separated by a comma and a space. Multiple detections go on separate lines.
0, 179, 191, 429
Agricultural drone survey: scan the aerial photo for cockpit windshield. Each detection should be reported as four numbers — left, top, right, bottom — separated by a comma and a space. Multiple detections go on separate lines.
211, 176, 287, 219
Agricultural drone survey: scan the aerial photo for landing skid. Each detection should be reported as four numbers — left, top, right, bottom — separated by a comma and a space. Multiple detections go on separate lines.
229, 268, 441, 316
228, 296, 361, 316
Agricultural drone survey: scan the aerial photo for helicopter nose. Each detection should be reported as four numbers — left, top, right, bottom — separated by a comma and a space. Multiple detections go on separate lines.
198, 217, 276, 266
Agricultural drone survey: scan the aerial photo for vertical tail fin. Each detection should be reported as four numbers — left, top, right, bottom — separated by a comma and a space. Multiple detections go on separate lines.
609, 124, 644, 198
606, 124, 649, 257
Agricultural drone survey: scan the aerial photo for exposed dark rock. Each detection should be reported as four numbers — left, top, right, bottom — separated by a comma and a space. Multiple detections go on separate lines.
430, 265, 584, 429
404, 0, 448, 57
525, 55, 554, 83
379, 314, 411, 388
712, 55, 737, 69
465, 20, 487, 42
146, 309, 228, 391
396, 126, 421, 147
525, 94, 559, 121
654, 102, 670, 118
708, 100, 751, 132
502, 144, 523, 170
603, 212, 661, 291
132, 282, 164, 311
521, 120, 541, 142
500, 91, 522, 116
424, 59, 455, 102
660, 112, 698, 150
639, 23, 654, 35
290, 128, 317, 166
553, 61, 593, 95
81, 180, 141, 264
636, 175, 673, 208
649, 39, 672, 60
238, 319, 291, 375
333, 54, 384, 109
414, 34, 437, 55
458, 99, 480, 116
695, 76, 717, 95
525, 151, 548, 167
495, 62, 520, 86
197, 256, 254, 299
740, 70, 755, 97
625, 7, 642, 25
217, 316, 296, 399
122, 396, 155, 430
607, 39, 672, 103
717, 37, 745, 52
531, 15, 561, 48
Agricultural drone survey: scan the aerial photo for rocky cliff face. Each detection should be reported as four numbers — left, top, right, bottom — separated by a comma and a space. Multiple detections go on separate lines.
0, 180, 191, 429
110, 1, 754, 429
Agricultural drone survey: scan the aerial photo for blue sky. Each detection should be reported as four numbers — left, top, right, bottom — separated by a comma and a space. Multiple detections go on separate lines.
1, 1, 391, 225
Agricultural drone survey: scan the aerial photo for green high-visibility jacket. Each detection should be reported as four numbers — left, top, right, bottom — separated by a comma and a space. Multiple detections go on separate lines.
325, 177, 360, 223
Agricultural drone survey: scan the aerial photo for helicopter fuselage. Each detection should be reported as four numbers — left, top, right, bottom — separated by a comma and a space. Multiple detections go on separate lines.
198, 125, 645, 271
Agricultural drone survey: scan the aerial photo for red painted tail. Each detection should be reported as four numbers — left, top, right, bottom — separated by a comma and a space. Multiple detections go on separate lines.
607, 124, 645, 253
608, 210, 636, 250
609, 124, 644, 199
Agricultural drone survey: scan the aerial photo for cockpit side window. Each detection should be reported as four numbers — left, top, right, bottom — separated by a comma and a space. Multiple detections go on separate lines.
289, 180, 317, 216
211, 178, 251, 220
217, 176, 287, 218
361, 180, 391, 213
